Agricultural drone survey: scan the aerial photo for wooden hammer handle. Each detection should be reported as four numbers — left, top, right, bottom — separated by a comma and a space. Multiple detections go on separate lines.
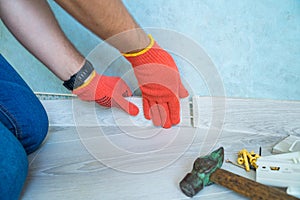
210, 168, 299, 200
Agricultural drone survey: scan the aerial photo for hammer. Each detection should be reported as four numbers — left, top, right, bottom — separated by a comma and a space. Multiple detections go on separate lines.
179, 147, 299, 199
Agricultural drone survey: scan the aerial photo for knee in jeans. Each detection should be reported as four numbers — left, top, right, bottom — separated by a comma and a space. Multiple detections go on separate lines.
21, 102, 49, 154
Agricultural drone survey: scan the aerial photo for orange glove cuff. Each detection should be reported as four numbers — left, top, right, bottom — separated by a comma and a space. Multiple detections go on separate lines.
122, 34, 155, 57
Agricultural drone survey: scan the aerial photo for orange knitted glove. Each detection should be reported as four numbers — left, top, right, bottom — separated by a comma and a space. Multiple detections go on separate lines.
124, 35, 189, 128
73, 71, 139, 116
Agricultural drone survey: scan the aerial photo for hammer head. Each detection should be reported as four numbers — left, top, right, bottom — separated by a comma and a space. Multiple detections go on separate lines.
179, 147, 224, 197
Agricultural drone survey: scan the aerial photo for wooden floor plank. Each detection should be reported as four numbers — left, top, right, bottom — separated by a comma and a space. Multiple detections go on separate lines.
21, 97, 300, 199
22, 127, 253, 200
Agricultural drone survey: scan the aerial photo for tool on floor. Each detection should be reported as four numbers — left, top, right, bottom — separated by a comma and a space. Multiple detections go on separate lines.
179, 147, 299, 199
256, 151, 300, 198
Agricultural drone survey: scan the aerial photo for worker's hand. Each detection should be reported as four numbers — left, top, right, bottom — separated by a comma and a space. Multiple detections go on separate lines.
124, 35, 189, 128
73, 71, 139, 116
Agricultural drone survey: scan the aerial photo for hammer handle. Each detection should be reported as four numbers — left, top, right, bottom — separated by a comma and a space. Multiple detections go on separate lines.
210, 168, 299, 200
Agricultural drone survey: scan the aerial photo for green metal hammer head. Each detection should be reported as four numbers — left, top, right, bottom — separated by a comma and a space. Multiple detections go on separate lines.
179, 147, 224, 197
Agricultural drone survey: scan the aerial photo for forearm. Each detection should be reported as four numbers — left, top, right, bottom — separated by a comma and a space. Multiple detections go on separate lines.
0, 0, 84, 81
54, 0, 149, 53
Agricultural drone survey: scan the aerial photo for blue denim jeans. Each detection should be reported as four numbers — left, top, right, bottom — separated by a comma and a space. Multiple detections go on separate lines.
0, 54, 49, 199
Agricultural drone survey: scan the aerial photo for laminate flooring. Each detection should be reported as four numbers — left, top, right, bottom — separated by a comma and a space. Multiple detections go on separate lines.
20, 97, 300, 199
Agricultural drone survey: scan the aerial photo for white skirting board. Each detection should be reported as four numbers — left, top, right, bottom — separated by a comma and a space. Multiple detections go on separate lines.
41, 97, 192, 127
42, 96, 300, 134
